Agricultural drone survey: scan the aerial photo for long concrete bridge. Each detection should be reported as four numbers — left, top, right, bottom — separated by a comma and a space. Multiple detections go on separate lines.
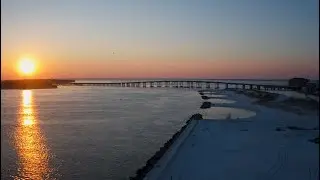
60, 80, 297, 91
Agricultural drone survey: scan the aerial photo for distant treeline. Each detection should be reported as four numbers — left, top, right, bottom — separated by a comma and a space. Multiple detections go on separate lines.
1, 79, 75, 90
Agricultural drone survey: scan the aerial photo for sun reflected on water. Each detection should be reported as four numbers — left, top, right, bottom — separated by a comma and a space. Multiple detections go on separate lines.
14, 90, 51, 179
22, 90, 32, 106
22, 90, 34, 126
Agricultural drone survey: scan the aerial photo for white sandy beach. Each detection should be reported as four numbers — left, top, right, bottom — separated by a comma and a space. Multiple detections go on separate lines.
144, 90, 319, 180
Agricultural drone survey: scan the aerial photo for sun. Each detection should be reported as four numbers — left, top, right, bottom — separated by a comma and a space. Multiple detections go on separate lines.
19, 58, 35, 75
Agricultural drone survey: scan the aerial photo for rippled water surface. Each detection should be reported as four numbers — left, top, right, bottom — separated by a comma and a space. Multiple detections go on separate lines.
1, 86, 202, 180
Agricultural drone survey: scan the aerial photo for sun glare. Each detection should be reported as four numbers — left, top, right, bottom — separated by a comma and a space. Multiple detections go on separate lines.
19, 58, 35, 75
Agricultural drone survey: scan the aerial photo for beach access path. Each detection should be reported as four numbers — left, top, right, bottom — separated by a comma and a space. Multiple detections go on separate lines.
144, 90, 319, 180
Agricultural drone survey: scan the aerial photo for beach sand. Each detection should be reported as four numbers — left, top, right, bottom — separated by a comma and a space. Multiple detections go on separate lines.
144, 90, 319, 180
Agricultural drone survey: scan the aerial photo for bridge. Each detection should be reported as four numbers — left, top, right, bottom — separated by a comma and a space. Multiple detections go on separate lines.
60, 80, 297, 91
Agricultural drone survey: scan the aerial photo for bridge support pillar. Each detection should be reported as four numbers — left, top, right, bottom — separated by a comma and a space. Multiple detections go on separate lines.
174, 82, 178, 88
179, 82, 183, 88
196, 82, 200, 89
215, 83, 219, 89
206, 83, 210, 89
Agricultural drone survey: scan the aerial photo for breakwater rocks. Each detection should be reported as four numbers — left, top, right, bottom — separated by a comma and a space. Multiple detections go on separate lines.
201, 95, 210, 100
188, 113, 203, 121
129, 113, 203, 180
200, 101, 211, 109
198, 90, 211, 96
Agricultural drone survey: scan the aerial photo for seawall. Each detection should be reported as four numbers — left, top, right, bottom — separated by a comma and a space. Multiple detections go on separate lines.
129, 114, 203, 180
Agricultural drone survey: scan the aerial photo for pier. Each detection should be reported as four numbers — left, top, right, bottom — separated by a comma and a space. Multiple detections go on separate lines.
61, 80, 297, 91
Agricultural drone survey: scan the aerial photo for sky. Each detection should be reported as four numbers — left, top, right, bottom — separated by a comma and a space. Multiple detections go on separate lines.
1, 0, 319, 80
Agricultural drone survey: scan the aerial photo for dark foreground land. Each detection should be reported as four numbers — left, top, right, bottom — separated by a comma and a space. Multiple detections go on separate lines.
1, 79, 75, 90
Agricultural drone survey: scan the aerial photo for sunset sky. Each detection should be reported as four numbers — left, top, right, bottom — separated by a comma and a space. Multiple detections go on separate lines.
1, 0, 319, 80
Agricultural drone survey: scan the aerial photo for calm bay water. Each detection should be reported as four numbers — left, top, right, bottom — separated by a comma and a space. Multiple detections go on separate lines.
1, 86, 202, 180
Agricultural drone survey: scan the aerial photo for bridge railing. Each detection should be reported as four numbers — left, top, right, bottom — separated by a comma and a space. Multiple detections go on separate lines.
62, 80, 296, 91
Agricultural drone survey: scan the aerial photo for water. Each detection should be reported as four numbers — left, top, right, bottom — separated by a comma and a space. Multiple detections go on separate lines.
1, 86, 202, 179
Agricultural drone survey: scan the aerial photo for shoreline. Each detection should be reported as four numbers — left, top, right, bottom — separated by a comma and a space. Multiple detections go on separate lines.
129, 114, 203, 180
131, 88, 319, 180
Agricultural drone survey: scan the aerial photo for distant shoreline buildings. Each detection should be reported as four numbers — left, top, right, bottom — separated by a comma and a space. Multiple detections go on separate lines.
288, 78, 319, 95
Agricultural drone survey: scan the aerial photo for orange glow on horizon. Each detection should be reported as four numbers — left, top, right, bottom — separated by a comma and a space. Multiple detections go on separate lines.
1, 54, 318, 80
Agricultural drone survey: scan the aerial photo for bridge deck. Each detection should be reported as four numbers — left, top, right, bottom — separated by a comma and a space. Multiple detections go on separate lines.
59, 80, 297, 91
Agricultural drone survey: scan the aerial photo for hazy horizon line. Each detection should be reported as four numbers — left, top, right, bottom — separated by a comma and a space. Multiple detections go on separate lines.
2, 77, 319, 81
